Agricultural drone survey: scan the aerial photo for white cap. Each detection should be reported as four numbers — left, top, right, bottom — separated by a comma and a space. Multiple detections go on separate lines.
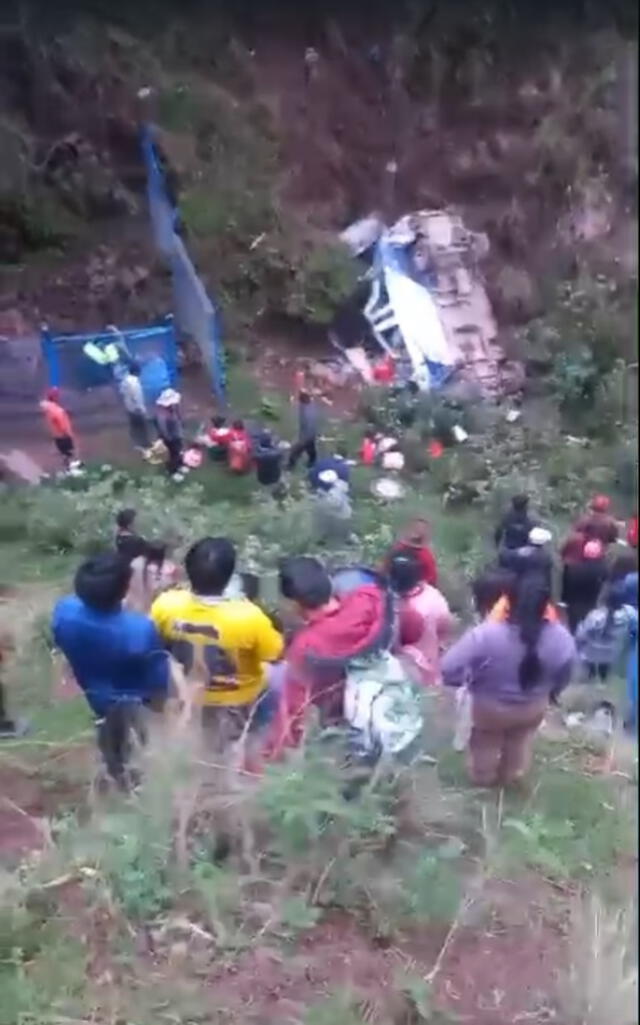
529, 527, 552, 546
157, 388, 181, 407
318, 469, 338, 486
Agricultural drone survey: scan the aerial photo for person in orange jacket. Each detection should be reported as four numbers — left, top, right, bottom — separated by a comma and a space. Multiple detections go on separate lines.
39, 388, 76, 470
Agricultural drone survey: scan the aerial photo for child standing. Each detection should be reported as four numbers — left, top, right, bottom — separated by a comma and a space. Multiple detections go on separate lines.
575, 585, 637, 681
115, 508, 147, 564
155, 389, 184, 478
126, 541, 180, 614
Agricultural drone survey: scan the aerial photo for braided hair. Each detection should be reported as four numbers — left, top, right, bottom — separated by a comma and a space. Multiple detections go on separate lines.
508, 572, 551, 690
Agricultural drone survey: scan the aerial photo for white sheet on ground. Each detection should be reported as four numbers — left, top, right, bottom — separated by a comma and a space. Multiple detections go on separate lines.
344, 346, 374, 384
382, 264, 453, 390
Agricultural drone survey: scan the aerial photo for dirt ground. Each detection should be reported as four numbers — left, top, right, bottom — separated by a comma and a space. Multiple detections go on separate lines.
0, 765, 86, 863
1, 330, 363, 476
0, 756, 569, 1024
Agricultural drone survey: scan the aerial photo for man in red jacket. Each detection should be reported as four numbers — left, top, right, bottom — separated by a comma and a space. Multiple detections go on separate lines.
265, 557, 398, 758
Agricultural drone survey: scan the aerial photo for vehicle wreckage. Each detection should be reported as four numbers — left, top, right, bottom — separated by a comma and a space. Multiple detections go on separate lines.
335, 208, 522, 396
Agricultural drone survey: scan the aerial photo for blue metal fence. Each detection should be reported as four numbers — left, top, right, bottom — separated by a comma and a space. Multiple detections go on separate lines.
40, 318, 178, 394
37, 122, 226, 405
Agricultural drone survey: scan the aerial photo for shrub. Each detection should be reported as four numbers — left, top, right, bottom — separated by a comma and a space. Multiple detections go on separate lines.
285, 242, 360, 325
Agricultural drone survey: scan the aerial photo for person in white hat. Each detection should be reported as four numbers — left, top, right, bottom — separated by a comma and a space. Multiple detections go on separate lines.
499, 525, 554, 587
313, 469, 353, 545
155, 389, 184, 478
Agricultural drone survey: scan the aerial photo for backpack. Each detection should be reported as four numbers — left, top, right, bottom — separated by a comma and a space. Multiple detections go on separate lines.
343, 650, 423, 760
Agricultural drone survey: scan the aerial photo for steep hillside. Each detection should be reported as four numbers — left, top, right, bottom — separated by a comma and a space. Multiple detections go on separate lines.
0, 1, 636, 370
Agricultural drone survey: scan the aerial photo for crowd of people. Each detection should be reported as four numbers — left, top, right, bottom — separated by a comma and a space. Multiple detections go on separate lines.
28, 358, 640, 788
38, 355, 429, 490
21, 483, 633, 792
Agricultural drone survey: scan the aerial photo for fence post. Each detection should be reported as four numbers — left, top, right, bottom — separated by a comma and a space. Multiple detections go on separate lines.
40, 323, 61, 388
163, 314, 179, 386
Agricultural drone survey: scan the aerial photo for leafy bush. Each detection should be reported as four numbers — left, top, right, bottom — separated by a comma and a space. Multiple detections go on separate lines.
519, 273, 637, 438
285, 242, 359, 324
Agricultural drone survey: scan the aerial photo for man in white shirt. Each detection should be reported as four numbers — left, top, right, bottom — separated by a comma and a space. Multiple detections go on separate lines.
118, 362, 151, 451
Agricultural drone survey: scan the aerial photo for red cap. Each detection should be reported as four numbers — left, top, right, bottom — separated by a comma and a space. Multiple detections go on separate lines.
591, 494, 610, 513
45, 387, 61, 402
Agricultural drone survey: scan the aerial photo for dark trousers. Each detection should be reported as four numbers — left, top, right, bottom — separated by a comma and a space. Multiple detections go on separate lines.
0, 680, 15, 732
587, 663, 610, 682
288, 439, 317, 470
164, 437, 183, 475
54, 435, 75, 467
567, 601, 595, 635
96, 703, 147, 790
127, 412, 151, 450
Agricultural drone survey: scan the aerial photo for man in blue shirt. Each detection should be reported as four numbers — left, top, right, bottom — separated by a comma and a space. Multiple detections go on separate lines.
52, 553, 169, 790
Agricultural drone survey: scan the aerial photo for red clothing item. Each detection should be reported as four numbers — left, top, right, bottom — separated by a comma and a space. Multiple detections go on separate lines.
209, 426, 231, 447
372, 355, 395, 384
386, 541, 438, 588
265, 584, 393, 759
574, 512, 618, 546
360, 438, 376, 466
228, 429, 252, 473
628, 516, 638, 549
41, 399, 73, 440
560, 531, 587, 565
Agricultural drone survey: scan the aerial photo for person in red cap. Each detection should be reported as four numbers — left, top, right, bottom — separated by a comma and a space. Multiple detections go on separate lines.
39, 388, 76, 470
574, 495, 618, 547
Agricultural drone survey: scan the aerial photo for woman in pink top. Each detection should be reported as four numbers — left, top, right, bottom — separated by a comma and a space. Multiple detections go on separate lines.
388, 551, 453, 686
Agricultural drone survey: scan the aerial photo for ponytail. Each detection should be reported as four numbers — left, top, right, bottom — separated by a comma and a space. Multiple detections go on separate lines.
508, 573, 550, 690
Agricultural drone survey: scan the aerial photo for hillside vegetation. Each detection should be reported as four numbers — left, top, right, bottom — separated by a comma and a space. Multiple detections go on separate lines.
0, 3, 637, 1021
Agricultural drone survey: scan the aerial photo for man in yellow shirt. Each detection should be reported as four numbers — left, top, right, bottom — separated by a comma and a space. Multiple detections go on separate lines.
151, 537, 283, 749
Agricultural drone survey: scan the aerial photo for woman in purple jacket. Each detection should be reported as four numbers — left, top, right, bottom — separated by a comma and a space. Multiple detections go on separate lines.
441, 574, 576, 787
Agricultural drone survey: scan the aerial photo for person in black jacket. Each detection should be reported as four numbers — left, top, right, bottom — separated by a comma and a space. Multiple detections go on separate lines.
494, 494, 536, 551
254, 431, 284, 489
115, 509, 147, 564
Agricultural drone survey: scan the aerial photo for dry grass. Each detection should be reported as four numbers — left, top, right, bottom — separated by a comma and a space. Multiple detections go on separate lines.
557, 895, 638, 1025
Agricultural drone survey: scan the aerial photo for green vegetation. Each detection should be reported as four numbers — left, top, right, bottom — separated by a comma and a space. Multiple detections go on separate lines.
0, 379, 637, 1021
0, 0, 637, 1020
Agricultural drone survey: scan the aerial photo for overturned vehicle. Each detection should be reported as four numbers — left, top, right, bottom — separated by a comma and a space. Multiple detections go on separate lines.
334, 209, 521, 397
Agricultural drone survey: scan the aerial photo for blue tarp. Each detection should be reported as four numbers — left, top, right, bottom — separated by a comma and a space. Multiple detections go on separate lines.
140, 123, 226, 403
